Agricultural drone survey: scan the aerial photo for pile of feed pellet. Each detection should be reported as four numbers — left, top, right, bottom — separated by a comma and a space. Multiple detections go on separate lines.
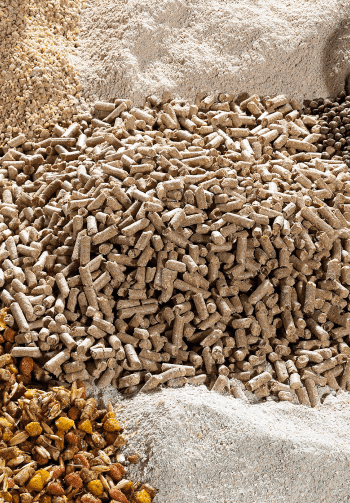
0, 337, 156, 503
1, 90, 350, 408
0, 0, 83, 142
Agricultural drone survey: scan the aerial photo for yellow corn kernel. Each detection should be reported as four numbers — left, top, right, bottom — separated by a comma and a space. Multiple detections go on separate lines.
0, 418, 13, 429
135, 490, 152, 503
55, 417, 74, 432
2, 429, 13, 442
78, 419, 92, 434
2, 492, 12, 502
25, 422, 43, 436
87, 480, 103, 496
0, 307, 8, 330
24, 389, 38, 399
103, 418, 122, 432
38, 470, 51, 485
7, 364, 18, 375
102, 411, 116, 423
27, 473, 44, 492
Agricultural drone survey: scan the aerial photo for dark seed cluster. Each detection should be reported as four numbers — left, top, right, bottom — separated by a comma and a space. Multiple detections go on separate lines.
306, 90, 350, 166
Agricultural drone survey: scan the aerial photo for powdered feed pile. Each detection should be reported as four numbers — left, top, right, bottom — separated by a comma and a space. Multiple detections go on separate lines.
95, 384, 350, 503
75, 0, 350, 107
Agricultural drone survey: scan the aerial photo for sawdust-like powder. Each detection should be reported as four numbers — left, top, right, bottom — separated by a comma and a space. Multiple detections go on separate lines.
91, 385, 350, 503
74, 0, 350, 105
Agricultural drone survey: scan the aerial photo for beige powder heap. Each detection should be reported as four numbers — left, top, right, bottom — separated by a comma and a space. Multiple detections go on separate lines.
76, 0, 350, 107
94, 384, 350, 503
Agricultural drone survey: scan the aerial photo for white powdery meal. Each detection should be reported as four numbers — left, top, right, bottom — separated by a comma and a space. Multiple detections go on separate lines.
93, 385, 350, 503
75, 0, 350, 107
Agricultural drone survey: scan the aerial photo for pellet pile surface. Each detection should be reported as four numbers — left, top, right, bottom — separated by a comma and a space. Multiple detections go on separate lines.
2, 91, 350, 407
307, 92, 350, 168
0, 0, 83, 142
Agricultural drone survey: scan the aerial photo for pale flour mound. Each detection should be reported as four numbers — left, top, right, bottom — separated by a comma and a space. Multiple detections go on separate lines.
92, 385, 350, 503
75, 0, 350, 106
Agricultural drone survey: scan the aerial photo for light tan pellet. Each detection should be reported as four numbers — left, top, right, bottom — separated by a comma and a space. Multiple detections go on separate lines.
304, 378, 320, 408
246, 371, 272, 392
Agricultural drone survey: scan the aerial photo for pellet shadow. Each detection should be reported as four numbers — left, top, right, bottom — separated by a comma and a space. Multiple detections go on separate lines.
322, 18, 350, 98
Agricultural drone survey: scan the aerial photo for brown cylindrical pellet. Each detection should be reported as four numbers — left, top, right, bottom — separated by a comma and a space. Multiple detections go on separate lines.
275, 360, 289, 383
56, 272, 70, 298
124, 344, 142, 370
246, 371, 272, 392
340, 358, 350, 389
295, 386, 311, 406
289, 373, 302, 389
13, 292, 35, 322
193, 293, 209, 320
119, 372, 141, 389
172, 314, 184, 348
211, 375, 228, 394
304, 378, 320, 408
10, 302, 30, 332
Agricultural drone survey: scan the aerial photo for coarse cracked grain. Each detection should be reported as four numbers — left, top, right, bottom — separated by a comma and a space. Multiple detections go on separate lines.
96, 384, 350, 503
76, 0, 350, 107
0, 0, 84, 142
0, 378, 157, 503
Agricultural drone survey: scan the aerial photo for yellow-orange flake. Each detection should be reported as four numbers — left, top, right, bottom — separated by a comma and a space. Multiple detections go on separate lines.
2, 429, 13, 442
103, 418, 122, 432
27, 470, 50, 492
27, 473, 44, 492
24, 389, 38, 399
135, 490, 152, 503
55, 417, 74, 432
37, 470, 51, 485
87, 480, 103, 496
0, 307, 8, 330
25, 422, 42, 436
0, 418, 13, 429
102, 411, 116, 423
78, 419, 93, 434
7, 364, 18, 375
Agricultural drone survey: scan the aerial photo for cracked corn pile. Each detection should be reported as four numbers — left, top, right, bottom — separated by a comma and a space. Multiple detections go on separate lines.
0, 0, 83, 142
0, 375, 156, 503
2, 91, 350, 406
